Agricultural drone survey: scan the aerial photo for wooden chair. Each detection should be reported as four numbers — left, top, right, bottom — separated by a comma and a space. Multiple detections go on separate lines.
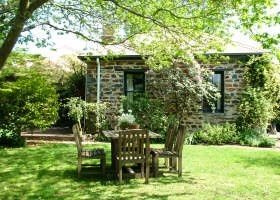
116, 129, 150, 184
150, 122, 179, 170
72, 124, 106, 178
151, 125, 187, 177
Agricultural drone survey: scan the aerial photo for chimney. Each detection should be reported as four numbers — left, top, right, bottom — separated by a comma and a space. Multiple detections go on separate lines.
101, 25, 115, 44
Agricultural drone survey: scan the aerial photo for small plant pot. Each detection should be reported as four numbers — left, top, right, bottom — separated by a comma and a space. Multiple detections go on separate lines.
127, 124, 140, 129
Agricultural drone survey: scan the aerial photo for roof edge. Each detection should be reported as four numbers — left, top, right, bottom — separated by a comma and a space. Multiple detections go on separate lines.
78, 52, 266, 61
78, 55, 144, 61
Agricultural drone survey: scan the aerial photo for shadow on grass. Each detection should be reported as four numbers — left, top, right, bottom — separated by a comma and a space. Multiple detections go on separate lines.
0, 143, 198, 199
235, 149, 280, 175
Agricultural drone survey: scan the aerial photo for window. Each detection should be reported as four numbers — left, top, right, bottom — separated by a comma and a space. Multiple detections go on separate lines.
124, 71, 145, 101
203, 71, 224, 113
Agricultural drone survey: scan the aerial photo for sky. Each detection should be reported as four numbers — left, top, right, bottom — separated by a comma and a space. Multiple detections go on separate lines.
21, 32, 88, 59
21, 30, 266, 61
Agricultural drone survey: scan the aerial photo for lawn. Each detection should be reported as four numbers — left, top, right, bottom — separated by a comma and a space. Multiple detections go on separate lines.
1, 143, 280, 200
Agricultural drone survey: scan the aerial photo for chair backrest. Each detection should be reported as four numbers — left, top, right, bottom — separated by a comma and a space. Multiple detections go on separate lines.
164, 122, 179, 151
117, 129, 149, 160
173, 125, 187, 156
72, 124, 83, 155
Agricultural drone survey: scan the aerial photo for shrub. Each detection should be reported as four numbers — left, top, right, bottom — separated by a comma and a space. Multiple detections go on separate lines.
0, 67, 59, 131
0, 124, 25, 147
237, 88, 272, 133
187, 123, 275, 148
258, 136, 275, 148
186, 123, 238, 145
238, 128, 275, 148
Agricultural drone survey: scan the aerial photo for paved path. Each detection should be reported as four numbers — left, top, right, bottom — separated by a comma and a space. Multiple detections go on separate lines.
22, 127, 280, 150
268, 132, 280, 150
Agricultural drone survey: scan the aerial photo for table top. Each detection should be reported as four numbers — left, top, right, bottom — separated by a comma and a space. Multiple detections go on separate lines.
103, 129, 161, 139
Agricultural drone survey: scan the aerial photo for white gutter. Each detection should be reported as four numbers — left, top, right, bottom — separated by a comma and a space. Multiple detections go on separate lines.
84, 64, 88, 130
96, 57, 101, 133
96, 57, 101, 103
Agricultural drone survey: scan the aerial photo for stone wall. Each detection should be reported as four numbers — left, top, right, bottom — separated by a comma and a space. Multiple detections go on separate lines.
86, 59, 147, 113
85, 56, 247, 132
185, 60, 246, 131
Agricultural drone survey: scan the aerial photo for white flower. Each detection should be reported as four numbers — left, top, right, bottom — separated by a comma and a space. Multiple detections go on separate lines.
117, 113, 135, 125
128, 109, 132, 113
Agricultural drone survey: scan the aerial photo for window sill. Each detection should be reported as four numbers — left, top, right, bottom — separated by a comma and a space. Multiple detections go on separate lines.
202, 112, 225, 116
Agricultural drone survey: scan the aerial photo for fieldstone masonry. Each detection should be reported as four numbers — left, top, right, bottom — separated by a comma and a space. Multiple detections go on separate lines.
186, 61, 246, 130
84, 56, 247, 132
86, 59, 147, 112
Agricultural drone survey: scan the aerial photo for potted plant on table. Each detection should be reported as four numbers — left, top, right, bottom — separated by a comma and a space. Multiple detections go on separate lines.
118, 109, 140, 130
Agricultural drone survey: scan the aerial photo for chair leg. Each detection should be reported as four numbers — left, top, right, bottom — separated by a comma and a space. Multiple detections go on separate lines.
141, 163, 144, 178
169, 158, 173, 171
152, 155, 155, 176
178, 156, 182, 177
172, 158, 177, 171
154, 155, 159, 178
145, 159, 149, 184
78, 157, 82, 178
164, 158, 168, 168
119, 164, 122, 184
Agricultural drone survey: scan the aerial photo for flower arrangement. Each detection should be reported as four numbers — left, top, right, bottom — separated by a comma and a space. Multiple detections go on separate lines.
117, 109, 139, 130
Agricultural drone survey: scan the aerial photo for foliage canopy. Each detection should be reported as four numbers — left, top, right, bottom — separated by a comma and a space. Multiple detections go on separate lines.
1, 0, 280, 69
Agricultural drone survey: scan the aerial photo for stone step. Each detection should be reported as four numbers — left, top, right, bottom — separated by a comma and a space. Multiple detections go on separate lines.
26, 140, 76, 145
21, 133, 75, 142
22, 127, 72, 134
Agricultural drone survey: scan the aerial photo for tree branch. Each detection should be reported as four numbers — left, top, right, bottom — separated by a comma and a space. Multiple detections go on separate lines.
40, 21, 142, 45
28, 0, 50, 13
106, 0, 168, 28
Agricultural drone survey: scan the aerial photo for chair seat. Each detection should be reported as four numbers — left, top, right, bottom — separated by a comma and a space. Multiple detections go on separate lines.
150, 148, 177, 157
81, 148, 105, 158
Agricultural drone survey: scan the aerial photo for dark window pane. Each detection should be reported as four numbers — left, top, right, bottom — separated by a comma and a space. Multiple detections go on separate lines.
203, 71, 224, 113
124, 71, 145, 102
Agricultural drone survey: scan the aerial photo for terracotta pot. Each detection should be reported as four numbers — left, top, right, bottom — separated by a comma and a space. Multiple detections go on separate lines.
127, 124, 140, 129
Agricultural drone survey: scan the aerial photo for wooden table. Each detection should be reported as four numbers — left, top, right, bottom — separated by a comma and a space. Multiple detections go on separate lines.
103, 130, 160, 170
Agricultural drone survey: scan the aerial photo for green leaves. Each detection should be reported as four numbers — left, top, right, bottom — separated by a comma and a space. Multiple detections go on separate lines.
238, 54, 280, 132
0, 66, 59, 131
64, 97, 109, 129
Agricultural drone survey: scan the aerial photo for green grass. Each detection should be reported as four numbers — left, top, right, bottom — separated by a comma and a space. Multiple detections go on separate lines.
1, 143, 280, 200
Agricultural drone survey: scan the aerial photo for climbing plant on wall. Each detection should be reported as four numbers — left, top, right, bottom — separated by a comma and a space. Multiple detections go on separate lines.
237, 54, 280, 133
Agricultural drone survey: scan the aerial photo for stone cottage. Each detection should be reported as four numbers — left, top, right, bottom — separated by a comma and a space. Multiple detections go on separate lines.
79, 42, 265, 131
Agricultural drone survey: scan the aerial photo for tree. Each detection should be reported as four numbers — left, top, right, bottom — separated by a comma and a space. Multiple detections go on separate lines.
1, 0, 279, 70
148, 63, 219, 125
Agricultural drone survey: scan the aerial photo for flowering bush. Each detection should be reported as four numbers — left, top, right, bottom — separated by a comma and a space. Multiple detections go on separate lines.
117, 109, 137, 129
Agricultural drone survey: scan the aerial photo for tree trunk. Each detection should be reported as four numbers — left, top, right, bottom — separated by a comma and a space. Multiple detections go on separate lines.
0, 0, 49, 70
0, 14, 28, 69
0, 0, 31, 70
